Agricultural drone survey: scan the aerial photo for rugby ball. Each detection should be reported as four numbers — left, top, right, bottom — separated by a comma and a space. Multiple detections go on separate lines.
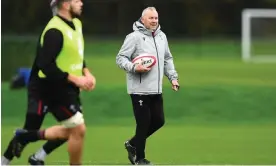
132, 54, 157, 68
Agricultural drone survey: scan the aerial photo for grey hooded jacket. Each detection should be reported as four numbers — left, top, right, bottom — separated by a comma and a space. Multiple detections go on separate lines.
116, 20, 178, 94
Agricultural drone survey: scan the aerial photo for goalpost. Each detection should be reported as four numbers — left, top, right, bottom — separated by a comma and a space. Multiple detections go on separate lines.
242, 9, 276, 63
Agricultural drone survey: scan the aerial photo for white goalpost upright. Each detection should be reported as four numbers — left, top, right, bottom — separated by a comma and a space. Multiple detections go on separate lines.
242, 9, 276, 63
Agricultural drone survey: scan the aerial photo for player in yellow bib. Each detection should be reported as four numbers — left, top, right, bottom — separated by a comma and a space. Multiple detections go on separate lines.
1, 0, 95, 165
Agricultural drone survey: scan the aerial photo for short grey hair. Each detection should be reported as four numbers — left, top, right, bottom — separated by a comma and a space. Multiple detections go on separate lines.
141, 7, 157, 17
50, 0, 71, 16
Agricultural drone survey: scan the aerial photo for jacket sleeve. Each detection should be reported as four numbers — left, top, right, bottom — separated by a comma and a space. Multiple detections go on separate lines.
116, 33, 137, 73
164, 35, 178, 82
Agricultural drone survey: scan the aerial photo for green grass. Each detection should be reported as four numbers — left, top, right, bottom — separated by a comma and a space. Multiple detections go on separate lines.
2, 56, 276, 165
86, 56, 276, 87
2, 124, 276, 165
2, 83, 276, 125
2, 39, 276, 164
252, 39, 276, 55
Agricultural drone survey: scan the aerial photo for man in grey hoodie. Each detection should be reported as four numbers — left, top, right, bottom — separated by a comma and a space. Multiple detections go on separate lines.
116, 7, 179, 165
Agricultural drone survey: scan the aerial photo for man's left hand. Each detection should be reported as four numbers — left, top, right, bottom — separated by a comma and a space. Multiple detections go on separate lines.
171, 80, 179, 91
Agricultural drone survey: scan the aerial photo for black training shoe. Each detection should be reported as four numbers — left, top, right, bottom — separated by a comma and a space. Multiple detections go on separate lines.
12, 129, 28, 158
135, 158, 152, 165
124, 140, 136, 165
28, 155, 45, 165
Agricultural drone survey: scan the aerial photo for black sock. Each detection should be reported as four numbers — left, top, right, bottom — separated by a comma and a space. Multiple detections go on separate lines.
3, 137, 16, 160
3, 137, 29, 160
43, 140, 67, 154
18, 130, 46, 142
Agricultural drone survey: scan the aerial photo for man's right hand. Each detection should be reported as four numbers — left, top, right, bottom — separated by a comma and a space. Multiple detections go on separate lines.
85, 74, 96, 91
68, 75, 91, 90
134, 64, 151, 73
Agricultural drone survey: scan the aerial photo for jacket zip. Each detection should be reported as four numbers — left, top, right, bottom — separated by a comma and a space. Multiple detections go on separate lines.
152, 32, 160, 93
139, 73, 142, 83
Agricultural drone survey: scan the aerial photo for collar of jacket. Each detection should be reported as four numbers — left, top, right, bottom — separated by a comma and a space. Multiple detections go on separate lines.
133, 19, 161, 37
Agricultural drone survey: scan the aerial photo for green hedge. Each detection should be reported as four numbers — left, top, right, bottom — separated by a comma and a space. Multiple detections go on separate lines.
1, 37, 241, 81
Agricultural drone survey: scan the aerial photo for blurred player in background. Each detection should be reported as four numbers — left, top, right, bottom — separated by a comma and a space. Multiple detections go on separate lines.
1, 0, 95, 165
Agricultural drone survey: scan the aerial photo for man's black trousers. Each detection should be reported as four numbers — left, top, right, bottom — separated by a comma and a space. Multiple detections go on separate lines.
129, 94, 165, 160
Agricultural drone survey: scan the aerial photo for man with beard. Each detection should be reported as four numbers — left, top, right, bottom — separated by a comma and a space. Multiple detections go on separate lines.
1, 0, 95, 165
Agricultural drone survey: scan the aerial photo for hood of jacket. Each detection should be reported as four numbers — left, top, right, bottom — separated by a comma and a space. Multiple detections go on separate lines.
132, 19, 161, 36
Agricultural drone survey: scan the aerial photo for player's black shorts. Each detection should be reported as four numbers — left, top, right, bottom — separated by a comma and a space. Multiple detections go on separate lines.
27, 95, 82, 122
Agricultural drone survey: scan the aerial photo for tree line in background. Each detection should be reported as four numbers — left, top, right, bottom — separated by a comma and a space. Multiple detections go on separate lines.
2, 0, 276, 37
